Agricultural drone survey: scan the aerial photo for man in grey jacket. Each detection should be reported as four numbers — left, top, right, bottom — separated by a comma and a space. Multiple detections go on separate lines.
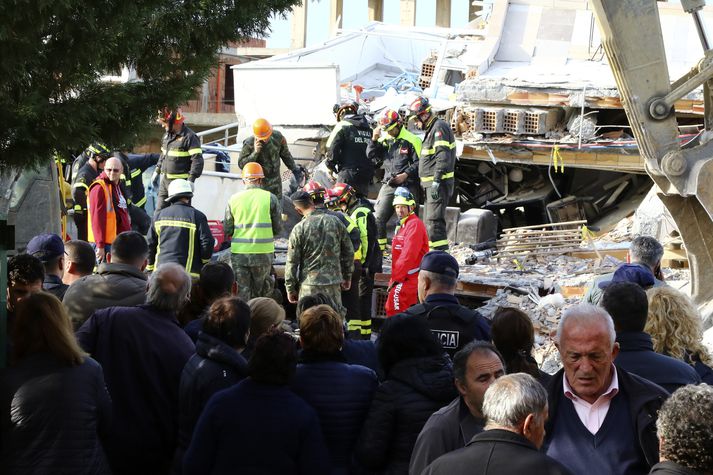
63, 231, 148, 328
409, 341, 505, 475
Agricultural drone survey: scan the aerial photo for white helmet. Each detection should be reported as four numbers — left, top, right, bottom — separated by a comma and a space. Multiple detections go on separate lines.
166, 179, 193, 203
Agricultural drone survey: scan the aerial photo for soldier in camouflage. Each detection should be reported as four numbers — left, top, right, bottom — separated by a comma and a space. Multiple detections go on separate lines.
238, 118, 306, 198
285, 191, 354, 317
224, 162, 281, 301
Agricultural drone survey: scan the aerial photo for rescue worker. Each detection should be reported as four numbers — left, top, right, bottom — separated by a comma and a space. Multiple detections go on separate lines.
114, 151, 160, 234
224, 162, 281, 301
71, 143, 112, 240
87, 157, 131, 263
285, 191, 354, 317
326, 101, 374, 197
304, 180, 361, 253
154, 108, 204, 211
332, 183, 380, 339
408, 96, 456, 251
367, 108, 422, 254
147, 179, 213, 278
238, 118, 306, 198
385, 188, 429, 316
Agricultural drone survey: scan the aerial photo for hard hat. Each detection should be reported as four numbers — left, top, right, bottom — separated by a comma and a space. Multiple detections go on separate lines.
87, 142, 112, 161
242, 162, 265, 179
161, 108, 185, 125
331, 182, 354, 203
253, 118, 273, 141
165, 179, 193, 203
393, 187, 415, 207
303, 180, 325, 201
336, 101, 359, 121
408, 96, 431, 117
379, 109, 401, 131
324, 189, 340, 209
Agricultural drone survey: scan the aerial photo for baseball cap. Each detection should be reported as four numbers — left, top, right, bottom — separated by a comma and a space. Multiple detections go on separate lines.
419, 250, 459, 278
598, 263, 655, 289
26, 233, 66, 262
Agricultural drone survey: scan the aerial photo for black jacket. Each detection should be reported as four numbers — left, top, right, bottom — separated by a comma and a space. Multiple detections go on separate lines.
43, 273, 69, 301
147, 201, 213, 277
120, 152, 160, 208
419, 116, 456, 187
326, 114, 373, 173
545, 366, 669, 469
175, 333, 248, 473
157, 124, 204, 181
348, 197, 382, 274
366, 126, 421, 186
0, 353, 112, 475
354, 354, 457, 474
648, 461, 702, 475
422, 429, 573, 475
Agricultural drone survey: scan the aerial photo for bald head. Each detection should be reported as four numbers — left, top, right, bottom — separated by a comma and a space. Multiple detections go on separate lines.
103, 157, 123, 184
147, 263, 191, 312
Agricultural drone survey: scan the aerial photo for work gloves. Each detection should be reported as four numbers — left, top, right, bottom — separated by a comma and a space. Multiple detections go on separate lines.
430, 181, 440, 200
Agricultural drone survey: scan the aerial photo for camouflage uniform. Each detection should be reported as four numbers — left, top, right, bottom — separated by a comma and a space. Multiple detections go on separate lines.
286, 208, 355, 317
224, 184, 282, 301
238, 129, 297, 199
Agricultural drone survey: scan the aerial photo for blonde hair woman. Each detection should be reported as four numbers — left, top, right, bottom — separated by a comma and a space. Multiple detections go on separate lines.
646, 286, 713, 384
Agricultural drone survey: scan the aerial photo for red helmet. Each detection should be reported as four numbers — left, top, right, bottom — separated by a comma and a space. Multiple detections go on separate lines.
303, 180, 325, 201
331, 182, 354, 204
408, 96, 431, 117
379, 109, 401, 131
324, 188, 340, 209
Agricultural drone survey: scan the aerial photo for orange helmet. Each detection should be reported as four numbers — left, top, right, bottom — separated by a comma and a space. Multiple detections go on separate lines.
379, 109, 401, 131
331, 182, 354, 204
242, 162, 265, 179
303, 180, 325, 202
159, 107, 185, 127
253, 118, 273, 141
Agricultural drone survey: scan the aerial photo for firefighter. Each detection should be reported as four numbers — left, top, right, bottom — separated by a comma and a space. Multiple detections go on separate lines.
385, 187, 429, 316
304, 180, 361, 253
326, 101, 374, 197
87, 157, 131, 263
238, 118, 306, 199
224, 162, 281, 301
367, 108, 422, 254
147, 179, 213, 278
332, 182, 381, 339
71, 143, 112, 240
113, 151, 160, 234
154, 108, 204, 211
408, 96, 456, 251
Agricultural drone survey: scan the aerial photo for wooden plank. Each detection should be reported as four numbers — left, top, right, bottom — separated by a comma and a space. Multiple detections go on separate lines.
568, 249, 628, 260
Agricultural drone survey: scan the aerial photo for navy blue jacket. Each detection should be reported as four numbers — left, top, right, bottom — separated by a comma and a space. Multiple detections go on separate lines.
175, 333, 249, 472
183, 378, 331, 475
615, 332, 701, 393
342, 338, 379, 373
76, 304, 195, 473
291, 352, 378, 474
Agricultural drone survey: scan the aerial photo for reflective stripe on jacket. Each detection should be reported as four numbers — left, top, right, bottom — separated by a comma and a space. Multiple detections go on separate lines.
156, 124, 204, 180
350, 206, 371, 263
228, 188, 275, 254
419, 117, 456, 185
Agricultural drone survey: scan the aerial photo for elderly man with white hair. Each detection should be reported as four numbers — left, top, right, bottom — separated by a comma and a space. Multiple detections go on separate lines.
543, 303, 669, 475
422, 373, 572, 474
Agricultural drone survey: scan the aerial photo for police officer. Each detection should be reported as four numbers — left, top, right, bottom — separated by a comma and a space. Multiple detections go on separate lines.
402, 251, 490, 357
71, 143, 112, 240
408, 96, 456, 251
238, 118, 306, 199
147, 179, 213, 278
326, 101, 374, 197
154, 108, 204, 211
367, 108, 422, 253
224, 162, 281, 301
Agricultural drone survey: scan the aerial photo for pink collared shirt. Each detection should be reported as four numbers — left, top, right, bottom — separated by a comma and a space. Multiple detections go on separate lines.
563, 366, 619, 434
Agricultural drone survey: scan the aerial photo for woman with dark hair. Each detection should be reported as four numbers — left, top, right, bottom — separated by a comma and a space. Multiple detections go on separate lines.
0, 292, 111, 474
355, 315, 456, 474
176, 297, 251, 471
183, 329, 330, 475
490, 306, 552, 386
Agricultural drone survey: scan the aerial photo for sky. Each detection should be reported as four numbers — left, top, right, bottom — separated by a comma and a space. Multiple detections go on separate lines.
265, 0, 474, 49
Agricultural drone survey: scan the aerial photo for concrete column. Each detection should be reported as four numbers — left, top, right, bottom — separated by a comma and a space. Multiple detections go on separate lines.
330, 0, 344, 37
436, 0, 451, 27
400, 0, 417, 26
290, 2, 307, 49
368, 0, 384, 22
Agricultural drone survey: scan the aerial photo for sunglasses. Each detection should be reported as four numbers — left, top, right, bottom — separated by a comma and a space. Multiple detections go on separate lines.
104, 168, 121, 172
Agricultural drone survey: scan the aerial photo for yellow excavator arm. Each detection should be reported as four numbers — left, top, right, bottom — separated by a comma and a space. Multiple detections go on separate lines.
592, 0, 713, 324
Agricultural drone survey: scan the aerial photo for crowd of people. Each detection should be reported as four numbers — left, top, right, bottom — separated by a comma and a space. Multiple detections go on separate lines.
2, 102, 713, 475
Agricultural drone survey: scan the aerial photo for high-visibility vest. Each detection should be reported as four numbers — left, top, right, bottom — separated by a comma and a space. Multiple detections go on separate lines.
228, 188, 274, 254
350, 206, 371, 264
87, 180, 117, 244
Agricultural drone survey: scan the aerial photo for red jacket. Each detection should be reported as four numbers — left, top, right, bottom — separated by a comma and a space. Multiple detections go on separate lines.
391, 213, 429, 283
88, 172, 131, 246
